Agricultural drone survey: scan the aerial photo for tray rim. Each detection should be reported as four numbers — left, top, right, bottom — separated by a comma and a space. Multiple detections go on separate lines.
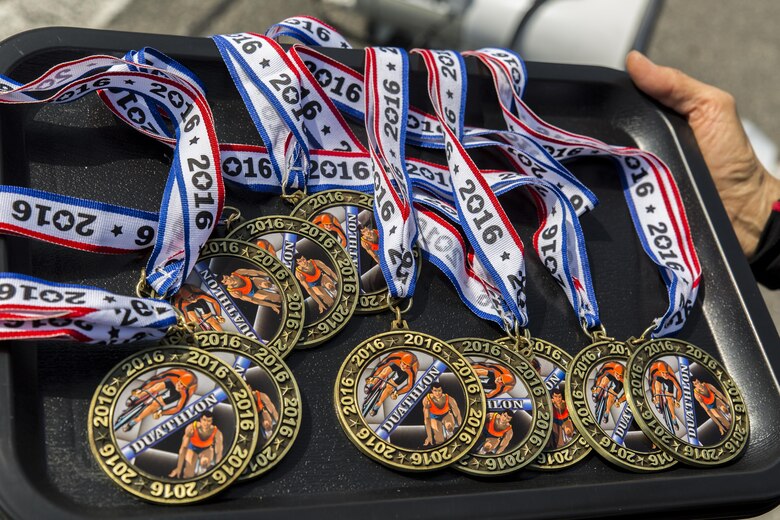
0, 26, 777, 520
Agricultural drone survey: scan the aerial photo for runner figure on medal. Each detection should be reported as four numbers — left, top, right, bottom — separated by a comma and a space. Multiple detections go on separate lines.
423, 382, 462, 446
294, 255, 339, 313
693, 378, 732, 435
116, 368, 198, 432
253, 387, 280, 439
591, 361, 626, 424
221, 269, 282, 313
649, 360, 683, 431
169, 410, 224, 478
479, 411, 514, 454
359, 225, 380, 264
550, 386, 574, 448
173, 284, 225, 332
363, 351, 419, 417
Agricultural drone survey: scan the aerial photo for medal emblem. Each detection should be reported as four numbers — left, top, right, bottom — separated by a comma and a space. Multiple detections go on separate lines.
291, 190, 414, 314
174, 240, 304, 359
497, 336, 592, 470
194, 331, 302, 479
227, 216, 359, 347
449, 338, 551, 475
625, 338, 749, 466
567, 339, 676, 472
88, 346, 258, 503
334, 330, 486, 471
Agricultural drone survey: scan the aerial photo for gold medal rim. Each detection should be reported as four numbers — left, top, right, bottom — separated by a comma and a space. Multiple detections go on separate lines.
625, 337, 749, 467
495, 336, 592, 471
333, 330, 486, 472
188, 239, 305, 359
194, 332, 302, 480
290, 190, 390, 314
566, 340, 677, 472
449, 337, 552, 476
226, 216, 360, 348
87, 346, 259, 504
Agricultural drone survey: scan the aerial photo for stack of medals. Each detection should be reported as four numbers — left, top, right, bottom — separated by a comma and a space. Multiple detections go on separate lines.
0, 14, 749, 505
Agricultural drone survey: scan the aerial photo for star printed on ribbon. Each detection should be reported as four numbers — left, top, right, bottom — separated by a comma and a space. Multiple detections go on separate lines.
224, 157, 240, 173
321, 125, 331, 135
111, 225, 123, 237
54, 212, 73, 229
646, 205, 656, 214
283, 88, 299, 104
500, 251, 510, 261
259, 58, 270, 68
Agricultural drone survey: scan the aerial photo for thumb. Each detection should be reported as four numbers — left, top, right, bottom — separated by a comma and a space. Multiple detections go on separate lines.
625, 50, 714, 117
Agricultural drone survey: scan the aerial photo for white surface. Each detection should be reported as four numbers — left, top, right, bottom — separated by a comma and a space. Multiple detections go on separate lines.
516, 0, 652, 69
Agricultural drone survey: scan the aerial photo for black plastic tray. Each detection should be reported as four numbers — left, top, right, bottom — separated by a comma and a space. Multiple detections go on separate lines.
0, 28, 778, 519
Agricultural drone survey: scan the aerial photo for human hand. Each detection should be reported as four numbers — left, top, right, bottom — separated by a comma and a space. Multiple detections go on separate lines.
626, 51, 780, 256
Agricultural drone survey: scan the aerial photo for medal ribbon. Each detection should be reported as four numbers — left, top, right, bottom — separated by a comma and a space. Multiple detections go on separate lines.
466, 49, 701, 337
0, 55, 220, 341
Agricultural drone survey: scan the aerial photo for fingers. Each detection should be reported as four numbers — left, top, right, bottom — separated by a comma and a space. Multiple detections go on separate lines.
625, 50, 731, 118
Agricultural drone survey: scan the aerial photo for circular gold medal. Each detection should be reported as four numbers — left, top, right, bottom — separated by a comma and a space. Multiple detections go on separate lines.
88, 346, 258, 504
334, 330, 486, 471
496, 336, 592, 470
449, 338, 551, 476
567, 339, 676, 472
194, 331, 302, 480
227, 216, 359, 348
625, 338, 749, 467
173, 239, 304, 358
291, 190, 419, 314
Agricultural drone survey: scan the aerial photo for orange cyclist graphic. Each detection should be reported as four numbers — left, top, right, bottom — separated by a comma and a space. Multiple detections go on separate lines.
363, 351, 419, 417
649, 360, 683, 431
172, 283, 225, 331
472, 361, 516, 398
313, 213, 347, 247
591, 361, 626, 424
253, 388, 280, 440
115, 369, 198, 432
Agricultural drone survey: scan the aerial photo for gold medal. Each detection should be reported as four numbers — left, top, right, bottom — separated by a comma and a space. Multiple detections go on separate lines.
227, 216, 359, 348
449, 337, 551, 475
334, 329, 486, 471
88, 346, 258, 504
194, 331, 303, 479
625, 337, 749, 467
496, 336, 592, 470
566, 334, 676, 472
291, 190, 419, 314
163, 239, 304, 359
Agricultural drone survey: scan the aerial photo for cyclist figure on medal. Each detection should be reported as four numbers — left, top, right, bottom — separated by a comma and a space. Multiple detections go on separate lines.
116, 369, 198, 432
172, 284, 225, 332
363, 351, 419, 417
649, 360, 683, 431
591, 361, 626, 424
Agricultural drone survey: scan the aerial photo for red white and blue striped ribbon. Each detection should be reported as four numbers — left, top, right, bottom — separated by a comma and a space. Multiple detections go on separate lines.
0, 54, 220, 342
